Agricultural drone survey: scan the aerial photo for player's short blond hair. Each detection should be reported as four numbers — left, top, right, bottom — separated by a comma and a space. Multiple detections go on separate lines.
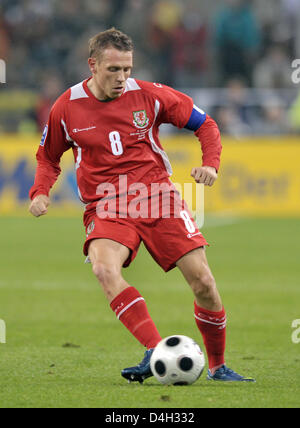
89, 28, 134, 61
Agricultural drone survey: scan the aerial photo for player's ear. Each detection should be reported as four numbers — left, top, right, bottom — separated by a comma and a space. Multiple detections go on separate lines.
88, 57, 97, 74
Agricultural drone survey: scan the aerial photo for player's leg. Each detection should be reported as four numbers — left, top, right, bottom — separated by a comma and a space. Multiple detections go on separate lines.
176, 247, 222, 311
138, 194, 254, 381
176, 248, 226, 375
88, 238, 162, 351
176, 247, 255, 382
88, 238, 130, 302
88, 238, 161, 383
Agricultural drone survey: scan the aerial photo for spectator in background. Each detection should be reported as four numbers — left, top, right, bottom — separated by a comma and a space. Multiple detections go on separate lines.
0, 12, 10, 60
269, 0, 299, 58
215, 106, 252, 138
120, 0, 150, 44
223, 77, 258, 126
1, 0, 299, 135
253, 45, 294, 89
106, 0, 128, 28
171, 2, 208, 87
214, 0, 261, 86
257, 97, 291, 135
119, 0, 155, 81
147, 0, 182, 85
50, 0, 88, 76
36, 73, 64, 132
64, 28, 96, 86
214, 77, 259, 137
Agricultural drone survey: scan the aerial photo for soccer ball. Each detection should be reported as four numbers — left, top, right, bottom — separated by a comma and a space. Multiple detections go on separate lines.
150, 335, 205, 385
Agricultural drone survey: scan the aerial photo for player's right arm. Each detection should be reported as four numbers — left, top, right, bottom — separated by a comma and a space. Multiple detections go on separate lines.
29, 97, 71, 217
29, 194, 50, 217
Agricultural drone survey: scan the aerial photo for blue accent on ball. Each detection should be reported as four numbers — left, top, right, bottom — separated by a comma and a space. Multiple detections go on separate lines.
185, 106, 207, 131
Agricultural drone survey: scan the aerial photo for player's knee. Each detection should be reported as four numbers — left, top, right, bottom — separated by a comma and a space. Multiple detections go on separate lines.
190, 270, 216, 301
92, 261, 120, 287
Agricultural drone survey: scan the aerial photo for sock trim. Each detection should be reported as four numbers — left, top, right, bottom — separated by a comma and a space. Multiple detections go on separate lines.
117, 297, 145, 320
194, 313, 227, 327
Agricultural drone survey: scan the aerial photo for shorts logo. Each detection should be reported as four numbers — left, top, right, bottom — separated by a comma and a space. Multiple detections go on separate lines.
187, 232, 202, 239
40, 125, 48, 147
133, 110, 149, 129
87, 220, 95, 236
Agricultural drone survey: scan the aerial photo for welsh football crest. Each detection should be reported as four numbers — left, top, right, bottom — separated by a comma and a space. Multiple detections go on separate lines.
133, 110, 149, 129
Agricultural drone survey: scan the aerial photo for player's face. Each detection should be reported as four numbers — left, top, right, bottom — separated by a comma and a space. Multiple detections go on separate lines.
89, 48, 133, 101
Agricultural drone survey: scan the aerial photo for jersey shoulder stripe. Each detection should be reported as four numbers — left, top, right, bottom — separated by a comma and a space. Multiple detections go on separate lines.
124, 78, 141, 93
70, 81, 89, 101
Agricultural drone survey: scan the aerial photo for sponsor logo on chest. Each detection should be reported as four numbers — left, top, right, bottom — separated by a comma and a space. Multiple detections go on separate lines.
72, 126, 96, 133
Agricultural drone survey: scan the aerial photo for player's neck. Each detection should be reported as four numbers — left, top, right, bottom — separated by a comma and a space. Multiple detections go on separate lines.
87, 77, 112, 102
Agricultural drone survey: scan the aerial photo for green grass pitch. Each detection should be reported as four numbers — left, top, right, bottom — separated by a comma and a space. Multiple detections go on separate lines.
0, 216, 300, 408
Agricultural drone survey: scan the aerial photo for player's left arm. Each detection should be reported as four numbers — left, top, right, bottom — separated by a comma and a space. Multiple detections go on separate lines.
184, 106, 222, 187
150, 83, 222, 187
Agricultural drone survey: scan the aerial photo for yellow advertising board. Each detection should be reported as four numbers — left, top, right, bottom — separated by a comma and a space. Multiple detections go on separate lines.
0, 134, 299, 217
0, 135, 81, 216
164, 136, 300, 217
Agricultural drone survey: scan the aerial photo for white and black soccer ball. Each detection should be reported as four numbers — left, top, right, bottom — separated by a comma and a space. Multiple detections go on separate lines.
150, 335, 205, 385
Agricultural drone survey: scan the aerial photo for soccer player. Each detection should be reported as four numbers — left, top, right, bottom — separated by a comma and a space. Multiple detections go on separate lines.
29, 28, 254, 383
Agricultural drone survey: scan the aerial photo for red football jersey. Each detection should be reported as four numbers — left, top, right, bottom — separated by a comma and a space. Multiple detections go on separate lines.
30, 78, 220, 204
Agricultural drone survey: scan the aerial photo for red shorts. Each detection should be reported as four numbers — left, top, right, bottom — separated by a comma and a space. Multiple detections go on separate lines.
83, 190, 208, 272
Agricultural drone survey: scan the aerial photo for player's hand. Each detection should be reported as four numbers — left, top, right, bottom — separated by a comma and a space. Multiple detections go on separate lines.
191, 166, 218, 186
29, 195, 50, 217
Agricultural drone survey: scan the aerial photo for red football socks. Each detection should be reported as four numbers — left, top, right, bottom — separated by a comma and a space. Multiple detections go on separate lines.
194, 302, 227, 373
110, 286, 162, 350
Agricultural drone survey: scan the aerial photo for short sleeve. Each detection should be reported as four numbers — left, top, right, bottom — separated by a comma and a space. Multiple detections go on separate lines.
138, 81, 194, 129
156, 84, 194, 128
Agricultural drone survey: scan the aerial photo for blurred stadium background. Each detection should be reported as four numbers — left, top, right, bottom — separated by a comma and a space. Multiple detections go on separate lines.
1, 0, 300, 217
